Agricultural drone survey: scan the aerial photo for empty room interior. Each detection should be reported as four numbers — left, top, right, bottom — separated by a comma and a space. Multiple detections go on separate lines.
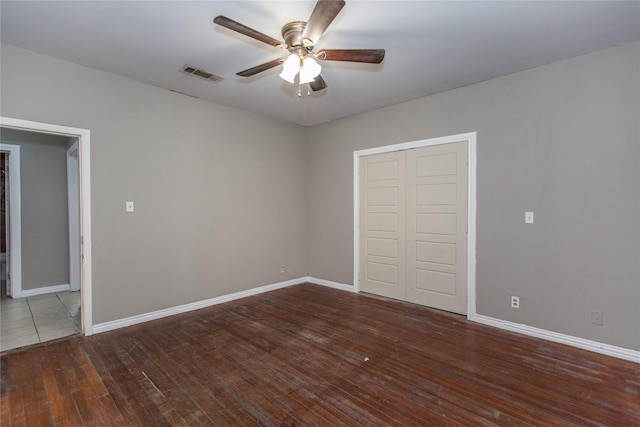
0, 1, 639, 425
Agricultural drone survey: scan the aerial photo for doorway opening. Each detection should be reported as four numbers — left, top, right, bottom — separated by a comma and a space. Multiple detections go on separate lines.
0, 117, 92, 349
0, 143, 21, 300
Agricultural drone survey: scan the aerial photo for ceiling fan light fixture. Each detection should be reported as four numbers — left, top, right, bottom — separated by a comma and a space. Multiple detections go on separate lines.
299, 57, 322, 84
215, 0, 383, 93
279, 53, 300, 83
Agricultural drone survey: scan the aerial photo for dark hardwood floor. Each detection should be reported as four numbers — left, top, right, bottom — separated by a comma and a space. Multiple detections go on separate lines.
1, 284, 639, 426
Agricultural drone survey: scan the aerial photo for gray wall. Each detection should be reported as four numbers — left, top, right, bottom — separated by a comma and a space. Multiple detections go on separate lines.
1, 129, 70, 290
1, 44, 309, 324
307, 42, 640, 350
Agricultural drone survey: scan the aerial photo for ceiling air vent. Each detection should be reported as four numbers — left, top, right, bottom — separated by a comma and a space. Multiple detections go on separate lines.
181, 64, 223, 83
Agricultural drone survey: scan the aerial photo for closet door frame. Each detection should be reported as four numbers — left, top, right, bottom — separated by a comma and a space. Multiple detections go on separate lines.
353, 132, 477, 317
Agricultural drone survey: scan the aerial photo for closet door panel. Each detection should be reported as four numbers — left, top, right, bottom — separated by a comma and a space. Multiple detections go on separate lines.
359, 152, 406, 300
406, 142, 468, 314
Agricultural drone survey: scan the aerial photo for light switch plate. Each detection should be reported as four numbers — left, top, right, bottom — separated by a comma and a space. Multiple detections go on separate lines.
525, 211, 534, 223
126, 200, 134, 212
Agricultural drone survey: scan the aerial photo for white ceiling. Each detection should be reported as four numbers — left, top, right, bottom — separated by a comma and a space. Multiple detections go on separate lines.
2, 1, 639, 126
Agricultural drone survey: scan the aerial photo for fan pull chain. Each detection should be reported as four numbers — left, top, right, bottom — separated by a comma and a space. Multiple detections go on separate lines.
297, 82, 312, 98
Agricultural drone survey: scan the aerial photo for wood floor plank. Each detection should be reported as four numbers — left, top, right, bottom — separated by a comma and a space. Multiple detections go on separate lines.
1, 284, 638, 426
81, 337, 147, 426
8, 388, 25, 426
68, 340, 125, 426
21, 347, 52, 426
41, 368, 69, 427
0, 395, 9, 426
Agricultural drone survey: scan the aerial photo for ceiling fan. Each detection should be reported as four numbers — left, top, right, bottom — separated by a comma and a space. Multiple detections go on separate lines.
214, 0, 385, 94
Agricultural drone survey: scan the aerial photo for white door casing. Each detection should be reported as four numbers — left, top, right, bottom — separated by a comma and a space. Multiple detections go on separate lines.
67, 141, 81, 292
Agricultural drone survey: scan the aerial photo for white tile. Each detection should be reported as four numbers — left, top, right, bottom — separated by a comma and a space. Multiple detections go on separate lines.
0, 306, 31, 316
1, 299, 29, 308
57, 291, 80, 307
38, 326, 79, 343
2, 323, 38, 340
66, 304, 81, 317
34, 313, 75, 325
33, 315, 72, 328
1, 300, 31, 310
30, 304, 68, 316
26, 293, 59, 303
27, 299, 63, 309
1, 309, 33, 322
32, 314, 70, 326
35, 317, 76, 333
71, 311, 82, 328
1, 317, 35, 331
29, 301, 67, 311
34, 317, 75, 332
0, 302, 29, 313
0, 333, 40, 352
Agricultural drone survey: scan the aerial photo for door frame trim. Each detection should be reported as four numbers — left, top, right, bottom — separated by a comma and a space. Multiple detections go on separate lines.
353, 132, 477, 317
67, 141, 81, 292
0, 117, 93, 335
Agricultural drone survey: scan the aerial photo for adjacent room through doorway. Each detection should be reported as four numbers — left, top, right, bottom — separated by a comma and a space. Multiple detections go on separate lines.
0, 127, 83, 351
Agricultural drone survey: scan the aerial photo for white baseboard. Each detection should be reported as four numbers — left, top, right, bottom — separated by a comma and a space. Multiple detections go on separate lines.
470, 313, 640, 364
306, 276, 356, 293
19, 283, 71, 298
92, 277, 308, 334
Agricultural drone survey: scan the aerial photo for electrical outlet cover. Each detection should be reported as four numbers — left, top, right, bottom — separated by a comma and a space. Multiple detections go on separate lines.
525, 211, 534, 223
511, 296, 520, 308
591, 311, 604, 325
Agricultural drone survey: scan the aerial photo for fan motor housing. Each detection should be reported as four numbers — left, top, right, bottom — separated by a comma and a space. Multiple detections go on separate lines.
281, 21, 308, 50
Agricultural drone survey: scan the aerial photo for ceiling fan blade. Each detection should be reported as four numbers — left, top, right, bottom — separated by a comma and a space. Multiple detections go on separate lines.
236, 58, 285, 77
310, 75, 328, 91
214, 16, 283, 48
317, 49, 385, 63
301, 0, 346, 45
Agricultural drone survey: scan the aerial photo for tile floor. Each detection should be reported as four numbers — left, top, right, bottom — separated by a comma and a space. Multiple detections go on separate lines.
0, 291, 81, 352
